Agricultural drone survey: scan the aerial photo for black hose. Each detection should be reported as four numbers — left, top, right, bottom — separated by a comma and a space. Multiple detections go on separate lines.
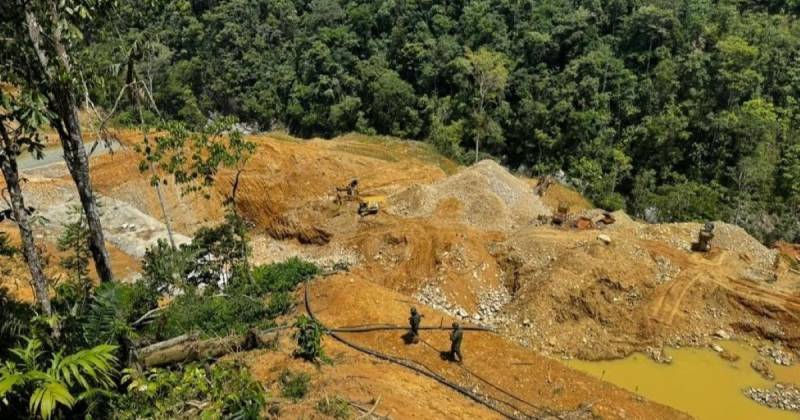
416, 337, 553, 416
329, 325, 495, 333
304, 280, 531, 420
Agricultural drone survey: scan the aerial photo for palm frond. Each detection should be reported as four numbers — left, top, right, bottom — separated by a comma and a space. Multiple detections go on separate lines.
0, 372, 23, 397
55, 344, 118, 389
29, 381, 75, 420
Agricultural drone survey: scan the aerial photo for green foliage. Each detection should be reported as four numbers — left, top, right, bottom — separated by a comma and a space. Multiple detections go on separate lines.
248, 258, 320, 295
135, 117, 254, 201
141, 238, 197, 292
116, 361, 265, 419
632, 175, 730, 223
153, 291, 272, 340
317, 395, 351, 419
0, 338, 117, 420
0, 232, 18, 257
52, 0, 800, 242
294, 315, 326, 363
280, 369, 310, 401
0, 288, 34, 357
57, 205, 91, 284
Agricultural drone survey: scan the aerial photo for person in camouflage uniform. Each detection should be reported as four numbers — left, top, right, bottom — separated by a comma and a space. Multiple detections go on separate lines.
408, 307, 423, 343
449, 322, 463, 363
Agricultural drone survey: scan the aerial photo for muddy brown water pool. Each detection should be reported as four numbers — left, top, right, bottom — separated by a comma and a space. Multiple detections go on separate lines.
564, 341, 800, 419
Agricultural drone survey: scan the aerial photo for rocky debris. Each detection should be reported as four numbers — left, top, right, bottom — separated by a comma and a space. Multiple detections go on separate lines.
644, 347, 673, 364
475, 288, 512, 326
390, 160, 551, 232
751, 357, 776, 380
744, 384, 800, 412
597, 234, 612, 245
758, 345, 795, 366
719, 349, 740, 362
414, 284, 470, 322
654, 256, 680, 284
414, 284, 514, 327
713, 329, 731, 340
711, 343, 724, 353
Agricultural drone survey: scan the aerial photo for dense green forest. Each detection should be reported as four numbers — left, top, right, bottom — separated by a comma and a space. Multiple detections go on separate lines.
82, 0, 800, 242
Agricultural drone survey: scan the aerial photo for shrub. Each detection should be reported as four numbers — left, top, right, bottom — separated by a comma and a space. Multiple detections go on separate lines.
0, 288, 33, 356
249, 257, 319, 295
140, 239, 197, 292
317, 395, 351, 419
267, 291, 293, 317
116, 361, 265, 419
280, 370, 310, 401
294, 315, 327, 363
154, 292, 273, 339
0, 338, 118, 420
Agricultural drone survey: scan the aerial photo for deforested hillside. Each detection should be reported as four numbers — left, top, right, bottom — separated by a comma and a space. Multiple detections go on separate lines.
3, 130, 800, 418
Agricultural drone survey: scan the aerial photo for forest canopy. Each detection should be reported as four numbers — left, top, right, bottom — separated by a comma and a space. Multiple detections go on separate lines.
82, 0, 800, 242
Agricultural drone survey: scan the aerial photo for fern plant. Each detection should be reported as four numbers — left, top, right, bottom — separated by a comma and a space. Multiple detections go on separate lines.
0, 337, 118, 419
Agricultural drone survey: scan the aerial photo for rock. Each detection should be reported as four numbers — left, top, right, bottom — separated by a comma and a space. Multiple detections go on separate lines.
719, 350, 740, 362
711, 344, 724, 353
714, 329, 731, 340
597, 234, 612, 245
744, 384, 800, 412
523, 318, 531, 327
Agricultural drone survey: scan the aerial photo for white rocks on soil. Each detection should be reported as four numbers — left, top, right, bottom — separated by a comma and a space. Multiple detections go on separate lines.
745, 384, 800, 412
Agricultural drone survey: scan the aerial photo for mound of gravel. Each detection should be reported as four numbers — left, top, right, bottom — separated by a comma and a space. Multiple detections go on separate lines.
389, 160, 551, 232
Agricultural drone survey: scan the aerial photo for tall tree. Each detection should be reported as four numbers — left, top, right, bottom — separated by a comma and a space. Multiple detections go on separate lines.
0, 89, 52, 317
460, 48, 509, 163
3, 0, 114, 282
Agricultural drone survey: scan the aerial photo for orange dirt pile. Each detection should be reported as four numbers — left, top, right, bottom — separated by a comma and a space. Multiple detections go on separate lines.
495, 219, 800, 359
226, 134, 449, 244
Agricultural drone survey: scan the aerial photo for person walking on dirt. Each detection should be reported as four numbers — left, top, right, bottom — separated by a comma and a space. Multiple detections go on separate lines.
409, 307, 423, 343
694, 222, 715, 252
450, 322, 463, 363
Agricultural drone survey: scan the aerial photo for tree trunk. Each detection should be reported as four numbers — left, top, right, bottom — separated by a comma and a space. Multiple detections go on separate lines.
0, 130, 52, 316
152, 164, 176, 249
24, 6, 114, 283
55, 103, 114, 283
134, 329, 280, 367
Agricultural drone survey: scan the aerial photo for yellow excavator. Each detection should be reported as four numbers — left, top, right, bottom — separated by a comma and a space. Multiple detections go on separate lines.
358, 195, 385, 216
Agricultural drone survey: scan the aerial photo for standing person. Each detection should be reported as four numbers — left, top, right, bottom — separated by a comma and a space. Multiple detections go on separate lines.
408, 307, 423, 343
450, 322, 463, 363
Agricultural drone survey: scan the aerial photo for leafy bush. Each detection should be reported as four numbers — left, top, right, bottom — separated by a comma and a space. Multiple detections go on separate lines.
248, 258, 319, 295
317, 395, 351, 419
116, 361, 265, 419
0, 288, 33, 356
631, 178, 731, 223
267, 291, 293, 317
141, 239, 198, 293
294, 315, 327, 363
0, 338, 118, 419
280, 370, 310, 401
153, 292, 273, 339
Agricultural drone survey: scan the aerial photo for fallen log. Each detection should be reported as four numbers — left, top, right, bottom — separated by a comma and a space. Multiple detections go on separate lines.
134, 326, 290, 368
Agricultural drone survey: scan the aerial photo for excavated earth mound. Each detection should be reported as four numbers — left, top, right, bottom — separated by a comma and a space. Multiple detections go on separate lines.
389, 160, 551, 233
